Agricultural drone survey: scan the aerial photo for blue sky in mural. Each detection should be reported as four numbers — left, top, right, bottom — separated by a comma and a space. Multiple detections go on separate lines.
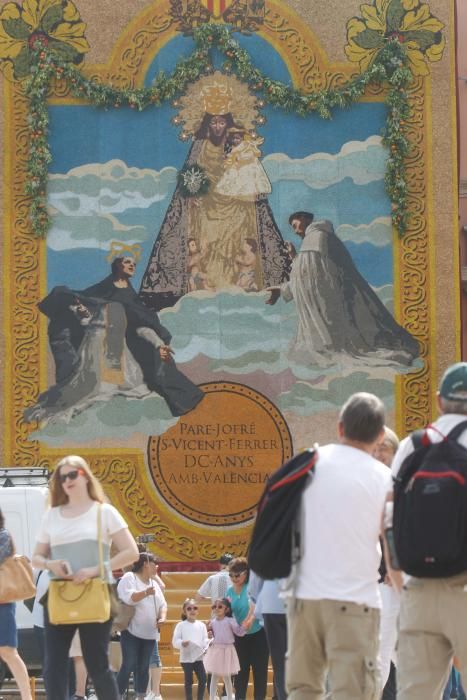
47, 31, 391, 291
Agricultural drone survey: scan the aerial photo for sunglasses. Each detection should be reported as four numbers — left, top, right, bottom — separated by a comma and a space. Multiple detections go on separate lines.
185, 606, 198, 612
229, 571, 246, 579
59, 468, 85, 484
212, 604, 226, 609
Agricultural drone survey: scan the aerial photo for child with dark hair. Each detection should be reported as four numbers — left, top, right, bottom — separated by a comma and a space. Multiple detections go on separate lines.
204, 598, 248, 700
172, 599, 208, 700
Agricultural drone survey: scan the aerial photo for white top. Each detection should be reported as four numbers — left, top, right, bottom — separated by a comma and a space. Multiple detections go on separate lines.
172, 619, 209, 662
197, 570, 230, 601
36, 502, 128, 581
391, 414, 467, 479
117, 572, 167, 640
296, 443, 392, 608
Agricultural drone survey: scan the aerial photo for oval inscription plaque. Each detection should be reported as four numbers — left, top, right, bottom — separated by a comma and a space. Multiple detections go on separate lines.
148, 382, 293, 526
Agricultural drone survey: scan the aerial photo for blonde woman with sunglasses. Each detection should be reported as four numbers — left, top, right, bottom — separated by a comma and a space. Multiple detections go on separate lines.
32, 455, 139, 700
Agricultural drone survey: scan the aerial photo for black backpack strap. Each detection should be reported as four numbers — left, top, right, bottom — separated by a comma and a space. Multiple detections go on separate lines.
395, 430, 426, 485
445, 419, 467, 442
411, 429, 426, 450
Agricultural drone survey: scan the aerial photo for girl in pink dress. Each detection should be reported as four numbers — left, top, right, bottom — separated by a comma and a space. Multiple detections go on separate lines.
203, 598, 248, 700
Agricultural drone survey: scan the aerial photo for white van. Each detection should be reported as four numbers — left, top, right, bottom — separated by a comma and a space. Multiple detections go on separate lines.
0, 486, 48, 675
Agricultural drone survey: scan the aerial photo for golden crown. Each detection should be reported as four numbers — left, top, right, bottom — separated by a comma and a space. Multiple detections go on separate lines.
106, 241, 142, 263
201, 84, 233, 115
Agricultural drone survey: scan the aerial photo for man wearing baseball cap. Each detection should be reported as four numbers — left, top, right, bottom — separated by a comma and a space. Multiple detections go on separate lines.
387, 362, 467, 699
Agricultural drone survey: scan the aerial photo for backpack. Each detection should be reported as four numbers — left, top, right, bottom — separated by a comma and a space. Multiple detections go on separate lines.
248, 448, 317, 579
393, 420, 467, 578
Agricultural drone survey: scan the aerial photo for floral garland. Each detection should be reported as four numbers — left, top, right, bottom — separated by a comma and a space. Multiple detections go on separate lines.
0, 0, 445, 238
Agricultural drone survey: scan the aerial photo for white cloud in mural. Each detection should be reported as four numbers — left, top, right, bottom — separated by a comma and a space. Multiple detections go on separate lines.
263, 135, 386, 189
48, 211, 148, 251
277, 373, 395, 416
337, 217, 392, 247
48, 160, 177, 214
45, 141, 387, 251
47, 159, 178, 249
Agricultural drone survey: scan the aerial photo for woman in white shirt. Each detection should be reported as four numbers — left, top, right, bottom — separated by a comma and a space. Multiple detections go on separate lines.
32, 455, 139, 700
116, 553, 168, 700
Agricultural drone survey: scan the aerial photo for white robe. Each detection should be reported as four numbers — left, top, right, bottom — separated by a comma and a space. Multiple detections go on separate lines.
280, 220, 419, 366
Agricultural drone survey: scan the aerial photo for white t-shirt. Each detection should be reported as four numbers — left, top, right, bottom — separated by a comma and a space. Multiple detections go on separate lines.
36, 502, 128, 581
391, 414, 467, 479
197, 570, 230, 600
172, 619, 209, 662
117, 572, 167, 640
296, 443, 392, 608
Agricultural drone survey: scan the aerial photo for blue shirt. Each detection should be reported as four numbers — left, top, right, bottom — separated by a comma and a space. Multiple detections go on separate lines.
248, 573, 285, 616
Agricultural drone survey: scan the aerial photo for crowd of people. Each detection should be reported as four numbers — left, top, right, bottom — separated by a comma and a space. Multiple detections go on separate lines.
3, 362, 467, 699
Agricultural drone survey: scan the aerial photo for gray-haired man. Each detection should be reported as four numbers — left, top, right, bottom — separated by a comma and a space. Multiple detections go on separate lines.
286, 392, 391, 700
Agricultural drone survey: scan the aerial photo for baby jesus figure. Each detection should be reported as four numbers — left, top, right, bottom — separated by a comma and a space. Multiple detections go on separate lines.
215, 127, 272, 200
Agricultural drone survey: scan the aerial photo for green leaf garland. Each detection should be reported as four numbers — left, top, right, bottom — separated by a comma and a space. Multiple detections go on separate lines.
22, 24, 414, 238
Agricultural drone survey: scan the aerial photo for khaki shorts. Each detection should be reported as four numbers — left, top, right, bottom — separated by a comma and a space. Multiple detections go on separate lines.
286, 598, 381, 700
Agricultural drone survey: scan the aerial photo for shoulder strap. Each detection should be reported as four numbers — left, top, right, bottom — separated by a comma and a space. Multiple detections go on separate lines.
411, 420, 467, 447
446, 419, 467, 442
97, 504, 105, 580
269, 449, 317, 494
411, 429, 426, 450
149, 576, 160, 615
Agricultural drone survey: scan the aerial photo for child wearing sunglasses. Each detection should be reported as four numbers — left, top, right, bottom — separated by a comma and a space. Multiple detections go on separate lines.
172, 599, 209, 700
204, 598, 248, 700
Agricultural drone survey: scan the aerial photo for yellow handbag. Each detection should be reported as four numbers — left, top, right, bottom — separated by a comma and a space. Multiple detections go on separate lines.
48, 504, 111, 625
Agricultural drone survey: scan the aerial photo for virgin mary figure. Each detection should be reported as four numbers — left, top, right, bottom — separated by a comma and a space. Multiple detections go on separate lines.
139, 72, 290, 310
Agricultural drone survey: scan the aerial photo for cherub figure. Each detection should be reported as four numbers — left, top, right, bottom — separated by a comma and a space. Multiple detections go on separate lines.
187, 238, 211, 291
235, 239, 259, 292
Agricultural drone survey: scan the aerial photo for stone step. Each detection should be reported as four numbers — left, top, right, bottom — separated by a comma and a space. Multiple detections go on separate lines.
159, 668, 274, 684
159, 572, 210, 589
0, 676, 275, 700
164, 590, 214, 606
1, 672, 275, 698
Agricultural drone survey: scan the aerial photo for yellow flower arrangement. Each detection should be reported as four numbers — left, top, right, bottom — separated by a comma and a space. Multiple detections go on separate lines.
0, 0, 89, 80
345, 0, 444, 76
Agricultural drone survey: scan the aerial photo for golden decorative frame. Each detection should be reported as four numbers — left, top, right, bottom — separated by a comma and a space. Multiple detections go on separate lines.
2, 0, 438, 558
